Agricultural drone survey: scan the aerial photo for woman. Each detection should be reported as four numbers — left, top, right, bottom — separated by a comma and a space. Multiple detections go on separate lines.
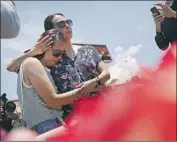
7, 13, 110, 118
14, 30, 83, 134
153, 0, 177, 50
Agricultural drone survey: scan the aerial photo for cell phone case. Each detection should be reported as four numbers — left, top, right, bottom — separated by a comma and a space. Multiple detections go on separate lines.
150, 7, 161, 15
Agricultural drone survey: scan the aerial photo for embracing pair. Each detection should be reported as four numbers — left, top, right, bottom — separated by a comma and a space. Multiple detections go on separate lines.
7, 13, 110, 134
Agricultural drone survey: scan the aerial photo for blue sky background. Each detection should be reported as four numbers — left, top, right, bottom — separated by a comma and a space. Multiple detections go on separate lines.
1, 1, 165, 100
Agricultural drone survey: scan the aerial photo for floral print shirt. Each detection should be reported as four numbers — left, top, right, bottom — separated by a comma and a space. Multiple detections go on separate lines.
50, 45, 102, 117
51, 45, 102, 94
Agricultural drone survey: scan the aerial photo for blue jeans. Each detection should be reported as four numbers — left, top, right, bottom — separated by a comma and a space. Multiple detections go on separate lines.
32, 118, 60, 134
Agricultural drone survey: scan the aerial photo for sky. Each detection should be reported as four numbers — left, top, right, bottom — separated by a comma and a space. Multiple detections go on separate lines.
1, 1, 165, 100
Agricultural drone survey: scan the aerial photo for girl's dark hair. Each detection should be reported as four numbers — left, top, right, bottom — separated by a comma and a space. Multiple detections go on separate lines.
24, 49, 45, 60
44, 13, 65, 31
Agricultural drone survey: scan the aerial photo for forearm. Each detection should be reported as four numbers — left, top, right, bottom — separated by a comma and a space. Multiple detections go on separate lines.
155, 32, 170, 50
50, 89, 78, 108
97, 70, 110, 84
7, 50, 34, 72
87, 70, 110, 87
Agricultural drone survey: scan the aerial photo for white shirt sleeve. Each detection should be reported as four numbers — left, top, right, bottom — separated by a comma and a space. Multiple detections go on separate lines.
1, 1, 20, 39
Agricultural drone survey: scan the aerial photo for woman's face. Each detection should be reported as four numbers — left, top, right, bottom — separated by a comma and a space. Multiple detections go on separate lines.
42, 46, 65, 67
52, 15, 73, 41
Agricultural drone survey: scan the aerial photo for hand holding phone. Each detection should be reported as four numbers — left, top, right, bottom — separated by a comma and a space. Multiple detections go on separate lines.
150, 7, 161, 15
151, 7, 164, 32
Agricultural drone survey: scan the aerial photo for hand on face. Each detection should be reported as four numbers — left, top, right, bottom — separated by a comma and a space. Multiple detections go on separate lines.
30, 31, 56, 56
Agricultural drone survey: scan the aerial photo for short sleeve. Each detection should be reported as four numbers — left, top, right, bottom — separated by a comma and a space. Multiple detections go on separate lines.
87, 45, 102, 66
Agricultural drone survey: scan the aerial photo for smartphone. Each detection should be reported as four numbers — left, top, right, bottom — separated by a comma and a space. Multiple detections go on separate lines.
150, 7, 161, 15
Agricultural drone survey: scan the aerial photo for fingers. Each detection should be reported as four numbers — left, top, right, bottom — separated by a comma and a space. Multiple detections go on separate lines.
39, 35, 50, 43
43, 37, 53, 45
76, 83, 84, 88
37, 35, 54, 49
92, 85, 106, 92
77, 87, 85, 96
156, 15, 165, 22
152, 13, 162, 17
153, 13, 164, 22
157, 8, 163, 13
37, 36, 43, 42
155, 3, 165, 8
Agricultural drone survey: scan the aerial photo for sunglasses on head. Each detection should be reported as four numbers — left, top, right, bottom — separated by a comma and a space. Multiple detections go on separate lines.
53, 19, 73, 29
52, 49, 66, 57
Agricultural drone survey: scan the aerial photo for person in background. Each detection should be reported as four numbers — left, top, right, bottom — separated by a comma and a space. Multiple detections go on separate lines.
1, 0, 20, 39
7, 13, 110, 119
152, 0, 177, 50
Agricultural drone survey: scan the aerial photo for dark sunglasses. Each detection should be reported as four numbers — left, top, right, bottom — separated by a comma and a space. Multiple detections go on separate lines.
52, 49, 66, 57
53, 19, 73, 29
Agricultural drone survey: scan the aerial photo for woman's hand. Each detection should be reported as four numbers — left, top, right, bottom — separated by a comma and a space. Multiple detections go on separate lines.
30, 35, 53, 56
155, 3, 176, 19
76, 79, 106, 97
152, 13, 165, 32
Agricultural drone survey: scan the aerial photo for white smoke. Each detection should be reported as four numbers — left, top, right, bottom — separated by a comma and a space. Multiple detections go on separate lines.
107, 44, 142, 85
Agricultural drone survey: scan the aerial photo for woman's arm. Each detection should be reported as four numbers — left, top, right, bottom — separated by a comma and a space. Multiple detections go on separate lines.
7, 35, 53, 72
96, 61, 110, 84
155, 32, 170, 50
7, 50, 36, 72
23, 58, 82, 108
76, 46, 110, 94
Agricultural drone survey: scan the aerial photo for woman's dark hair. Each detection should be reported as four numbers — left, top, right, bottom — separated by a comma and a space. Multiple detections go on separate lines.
24, 49, 45, 60
44, 13, 65, 31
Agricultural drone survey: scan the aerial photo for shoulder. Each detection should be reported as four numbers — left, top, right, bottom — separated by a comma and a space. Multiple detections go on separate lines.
22, 57, 41, 69
81, 45, 97, 53
85, 45, 95, 50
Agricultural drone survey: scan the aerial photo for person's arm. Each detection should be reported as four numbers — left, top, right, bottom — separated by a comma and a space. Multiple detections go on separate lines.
90, 45, 110, 85
82, 61, 110, 92
155, 31, 170, 50
86, 60, 110, 87
7, 35, 53, 72
152, 13, 170, 50
76, 46, 110, 94
23, 58, 82, 108
7, 50, 36, 72
1, 1, 20, 39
